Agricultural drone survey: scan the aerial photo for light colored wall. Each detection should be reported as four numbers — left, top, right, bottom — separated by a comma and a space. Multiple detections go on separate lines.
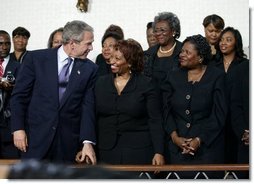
1, 0, 249, 61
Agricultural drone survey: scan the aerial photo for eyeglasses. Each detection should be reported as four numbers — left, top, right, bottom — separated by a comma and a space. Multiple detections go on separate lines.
154, 28, 170, 35
0, 42, 11, 46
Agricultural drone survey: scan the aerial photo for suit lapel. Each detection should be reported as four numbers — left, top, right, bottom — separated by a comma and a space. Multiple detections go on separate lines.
4, 58, 19, 77
121, 74, 137, 93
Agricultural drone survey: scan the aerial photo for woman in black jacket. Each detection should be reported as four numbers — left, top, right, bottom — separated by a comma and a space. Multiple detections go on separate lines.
95, 39, 165, 166
162, 35, 227, 178
144, 12, 182, 89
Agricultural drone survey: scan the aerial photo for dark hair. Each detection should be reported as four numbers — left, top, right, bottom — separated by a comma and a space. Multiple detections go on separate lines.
12, 27, 30, 38
146, 22, 153, 30
203, 14, 225, 30
101, 24, 124, 45
154, 12, 181, 39
183, 34, 211, 64
115, 39, 144, 73
47, 27, 64, 48
218, 27, 247, 59
0, 30, 10, 37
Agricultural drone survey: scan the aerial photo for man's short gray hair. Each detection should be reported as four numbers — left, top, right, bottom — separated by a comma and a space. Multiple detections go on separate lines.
62, 20, 93, 44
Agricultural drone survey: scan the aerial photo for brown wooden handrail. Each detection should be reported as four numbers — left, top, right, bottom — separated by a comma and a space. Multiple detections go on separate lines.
0, 159, 248, 172
0, 159, 20, 165
102, 164, 249, 171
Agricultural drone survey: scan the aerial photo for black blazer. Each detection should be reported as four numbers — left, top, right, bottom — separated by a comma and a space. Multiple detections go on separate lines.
209, 56, 248, 74
95, 53, 111, 77
143, 40, 182, 80
229, 61, 249, 140
162, 65, 227, 162
229, 61, 249, 164
95, 73, 164, 154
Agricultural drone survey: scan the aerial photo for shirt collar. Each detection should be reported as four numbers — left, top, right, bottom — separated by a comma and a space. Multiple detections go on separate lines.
57, 45, 70, 63
3, 55, 10, 62
2, 55, 10, 64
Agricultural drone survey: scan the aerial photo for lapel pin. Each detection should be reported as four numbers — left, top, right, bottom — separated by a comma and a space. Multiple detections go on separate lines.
77, 70, 81, 75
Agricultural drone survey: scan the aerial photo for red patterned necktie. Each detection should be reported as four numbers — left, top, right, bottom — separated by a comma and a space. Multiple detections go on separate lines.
0, 58, 4, 77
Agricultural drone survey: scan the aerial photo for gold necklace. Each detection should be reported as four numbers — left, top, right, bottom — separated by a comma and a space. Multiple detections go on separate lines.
114, 74, 130, 95
224, 60, 232, 65
223, 59, 233, 73
159, 42, 176, 54
188, 66, 206, 83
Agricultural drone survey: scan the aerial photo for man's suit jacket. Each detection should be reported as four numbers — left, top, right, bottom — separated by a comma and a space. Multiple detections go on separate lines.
0, 57, 20, 142
10, 48, 98, 161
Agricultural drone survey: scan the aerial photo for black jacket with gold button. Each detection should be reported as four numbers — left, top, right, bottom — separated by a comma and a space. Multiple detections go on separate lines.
162, 65, 227, 157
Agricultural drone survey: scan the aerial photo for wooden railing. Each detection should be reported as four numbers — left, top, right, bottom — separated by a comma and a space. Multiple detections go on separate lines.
103, 164, 249, 179
102, 164, 249, 171
0, 159, 20, 165
0, 159, 249, 179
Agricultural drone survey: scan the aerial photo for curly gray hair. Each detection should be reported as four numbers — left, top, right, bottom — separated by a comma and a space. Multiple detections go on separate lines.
154, 12, 181, 39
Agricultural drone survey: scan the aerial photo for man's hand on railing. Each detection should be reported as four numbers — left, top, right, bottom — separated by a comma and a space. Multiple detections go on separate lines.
75, 143, 96, 165
75, 151, 83, 163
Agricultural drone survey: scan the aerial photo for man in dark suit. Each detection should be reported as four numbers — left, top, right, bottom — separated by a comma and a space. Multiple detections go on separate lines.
0, 30, 21, 158
10, 20, 98, 164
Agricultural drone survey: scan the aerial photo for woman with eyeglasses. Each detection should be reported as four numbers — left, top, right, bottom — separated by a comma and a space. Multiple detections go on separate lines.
144, 12, 182, 92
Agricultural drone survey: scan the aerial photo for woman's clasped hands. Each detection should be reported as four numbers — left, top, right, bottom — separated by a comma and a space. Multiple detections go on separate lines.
171, 131, 200, 156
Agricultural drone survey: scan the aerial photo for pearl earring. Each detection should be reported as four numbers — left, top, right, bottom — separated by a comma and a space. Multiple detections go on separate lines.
129, 65, 132, 73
